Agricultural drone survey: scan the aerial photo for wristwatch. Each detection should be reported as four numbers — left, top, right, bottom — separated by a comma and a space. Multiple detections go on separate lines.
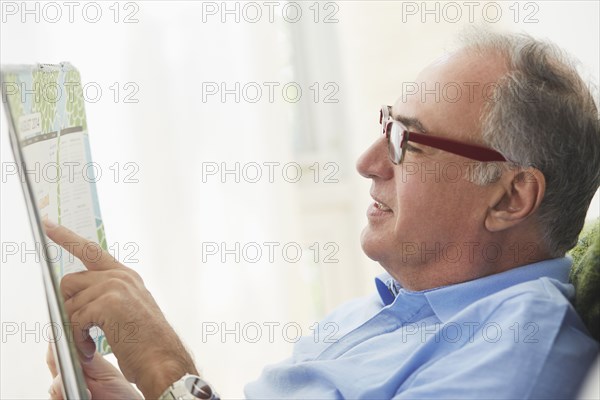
158, 373, 220, 400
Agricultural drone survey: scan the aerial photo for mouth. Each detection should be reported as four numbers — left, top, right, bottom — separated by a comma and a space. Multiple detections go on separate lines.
368, 194, 393, 217
373, 200, 392, 212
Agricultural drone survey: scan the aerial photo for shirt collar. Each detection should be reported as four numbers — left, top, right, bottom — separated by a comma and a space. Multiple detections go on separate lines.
375, 257, 572, 322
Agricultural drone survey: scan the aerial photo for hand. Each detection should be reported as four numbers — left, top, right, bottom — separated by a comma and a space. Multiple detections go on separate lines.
47, 344, 142, 400
44, 220, 198, 398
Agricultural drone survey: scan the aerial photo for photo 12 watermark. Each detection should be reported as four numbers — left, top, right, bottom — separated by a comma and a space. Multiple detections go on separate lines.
201, 241, 340, 264
2, 80, 140, 105
1, 240, 140, 264
199, 1, 340, 24
2, 161, 140, 185
1, 1, 141, 24
398, 241, 540, 264
201, 81, 339, 104
400, 321, 540, 344
399, 80, 546, 104
1, 321, 138, 344
201, 321, 340, 344
399, 1, 540, 24
200, 161, 339, 184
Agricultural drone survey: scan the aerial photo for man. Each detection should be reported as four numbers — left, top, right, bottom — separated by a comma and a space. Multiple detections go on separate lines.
47, 29, 599, 399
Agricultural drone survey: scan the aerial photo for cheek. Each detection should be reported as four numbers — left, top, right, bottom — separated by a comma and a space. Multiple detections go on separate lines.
394, 176, 434, 217
391, 180, 430, 242
393, 175, 473, 236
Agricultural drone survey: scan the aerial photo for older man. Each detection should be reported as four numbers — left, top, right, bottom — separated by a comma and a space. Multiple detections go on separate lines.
47, 30, 599, 399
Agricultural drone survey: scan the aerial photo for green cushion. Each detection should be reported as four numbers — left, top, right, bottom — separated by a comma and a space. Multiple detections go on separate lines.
569, 219, 600, 341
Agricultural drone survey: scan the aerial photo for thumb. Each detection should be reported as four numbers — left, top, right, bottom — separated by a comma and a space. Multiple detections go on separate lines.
49, 375, 63, 400
49, 373, 92, 400
82, 352, 124, 381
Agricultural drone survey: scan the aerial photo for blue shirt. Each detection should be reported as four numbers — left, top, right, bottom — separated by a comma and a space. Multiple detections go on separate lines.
244, 258, 598, 399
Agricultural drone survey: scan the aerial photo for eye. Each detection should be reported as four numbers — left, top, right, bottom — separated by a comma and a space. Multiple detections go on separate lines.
405, 144, 422, 153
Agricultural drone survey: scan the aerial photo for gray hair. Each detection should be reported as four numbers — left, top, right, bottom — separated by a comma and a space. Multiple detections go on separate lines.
460, 29, 600, 257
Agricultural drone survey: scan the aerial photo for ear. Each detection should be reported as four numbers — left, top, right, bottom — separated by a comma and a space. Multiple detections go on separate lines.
485, 167, 546, 232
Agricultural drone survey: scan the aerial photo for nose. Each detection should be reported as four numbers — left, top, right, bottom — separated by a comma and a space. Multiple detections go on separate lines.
356, 136, 394, 180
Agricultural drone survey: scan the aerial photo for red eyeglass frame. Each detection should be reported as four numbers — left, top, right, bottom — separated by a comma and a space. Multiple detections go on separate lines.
380, 105, 507, 164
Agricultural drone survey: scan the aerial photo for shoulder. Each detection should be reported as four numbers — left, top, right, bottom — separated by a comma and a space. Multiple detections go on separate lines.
457, 276, 578, 326
435, 277, 598, 399
446, 276, 594, 353
396, 275, 598, 399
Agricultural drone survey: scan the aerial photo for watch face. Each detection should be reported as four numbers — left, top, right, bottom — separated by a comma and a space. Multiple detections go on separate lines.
184, 376, 214, 399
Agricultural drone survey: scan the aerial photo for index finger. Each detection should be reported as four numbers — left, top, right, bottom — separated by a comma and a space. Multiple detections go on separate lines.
43, 220, 120, 271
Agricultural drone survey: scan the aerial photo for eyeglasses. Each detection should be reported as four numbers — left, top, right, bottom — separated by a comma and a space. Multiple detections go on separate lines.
380, 105, 507, 165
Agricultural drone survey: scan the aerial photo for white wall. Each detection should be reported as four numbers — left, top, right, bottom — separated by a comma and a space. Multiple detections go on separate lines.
1, 1, 598, 398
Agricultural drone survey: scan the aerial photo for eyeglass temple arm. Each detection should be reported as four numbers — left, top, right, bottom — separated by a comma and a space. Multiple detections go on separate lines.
408, 131, 507, 162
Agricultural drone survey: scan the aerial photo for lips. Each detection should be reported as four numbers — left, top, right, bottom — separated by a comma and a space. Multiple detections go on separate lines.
370, 192, 392, 211
374, 201, 391, 211
369, 192, 393, 216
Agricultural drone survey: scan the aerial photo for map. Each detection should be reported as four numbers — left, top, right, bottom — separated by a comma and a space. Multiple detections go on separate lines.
2, 63, 110, 354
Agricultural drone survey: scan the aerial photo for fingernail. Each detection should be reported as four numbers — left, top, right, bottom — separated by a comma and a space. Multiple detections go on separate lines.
79, 354, 92, 364
80, 349, 94, 363
43, 219, 58, 229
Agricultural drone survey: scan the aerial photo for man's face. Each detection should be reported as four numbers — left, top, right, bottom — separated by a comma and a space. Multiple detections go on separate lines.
356, 50, 507, 285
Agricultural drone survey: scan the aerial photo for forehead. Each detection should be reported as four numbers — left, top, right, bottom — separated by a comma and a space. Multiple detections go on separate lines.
392, 50, 507, 141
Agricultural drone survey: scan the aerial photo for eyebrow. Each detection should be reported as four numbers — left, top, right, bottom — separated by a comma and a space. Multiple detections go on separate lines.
392, 114, 428, 133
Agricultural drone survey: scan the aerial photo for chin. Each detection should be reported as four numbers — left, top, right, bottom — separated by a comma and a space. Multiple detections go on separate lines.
360, 226, 385, 262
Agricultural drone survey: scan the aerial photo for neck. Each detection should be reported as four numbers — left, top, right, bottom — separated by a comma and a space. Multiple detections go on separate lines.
387, 236, 553, 291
